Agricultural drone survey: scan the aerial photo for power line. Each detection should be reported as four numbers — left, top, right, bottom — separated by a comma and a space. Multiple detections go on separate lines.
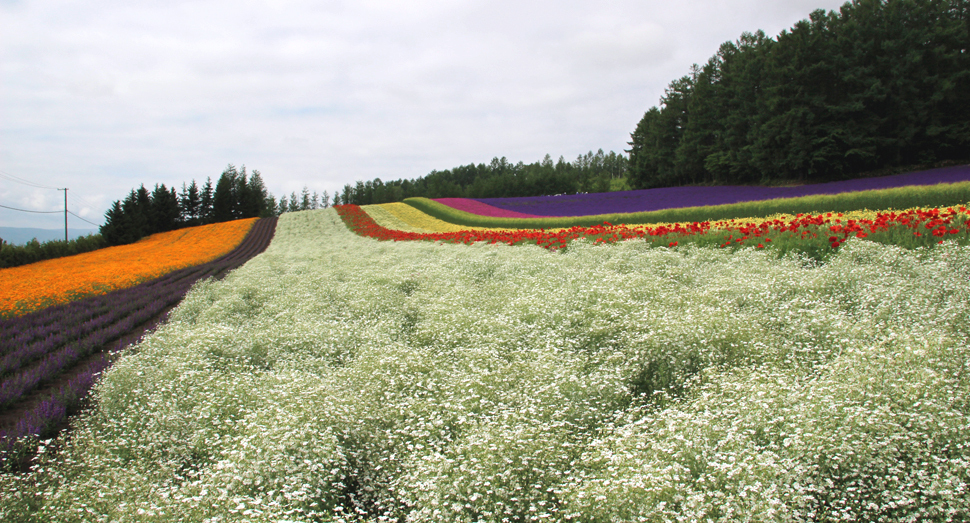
1, 168, 107, 212
67, 210, 102, 228
1, 169, 107, 230
0, 169, 59, 190
0, 202, 62, 214
69, 192, 103, 211
67, 193, 106, 225
1, 201, 102, 226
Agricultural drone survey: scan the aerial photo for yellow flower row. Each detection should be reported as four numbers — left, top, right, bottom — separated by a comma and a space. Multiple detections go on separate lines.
684, 209, 895, 229
361, 203, 900, 235
362, 203, 507, 233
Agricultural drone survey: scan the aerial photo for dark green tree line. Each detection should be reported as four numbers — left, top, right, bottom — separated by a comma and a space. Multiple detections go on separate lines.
0, 234, 108, 269
334, 149, 629, 206
100, 164, 277, 246
628, 0, 970, 189
276, 186, 331, 214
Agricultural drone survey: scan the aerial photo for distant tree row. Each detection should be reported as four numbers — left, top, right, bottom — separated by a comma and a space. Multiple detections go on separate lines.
276, 186, 332, 214
333, 150, 629, 206
628, 0, 970, 189
100, 165, 275, 246
0, 234, 108, 269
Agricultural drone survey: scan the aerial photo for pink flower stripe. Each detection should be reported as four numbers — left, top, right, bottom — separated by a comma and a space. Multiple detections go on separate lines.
434, 198, 543, 218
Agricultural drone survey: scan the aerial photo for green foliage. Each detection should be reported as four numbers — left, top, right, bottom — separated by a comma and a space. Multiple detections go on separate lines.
629, 0, 970, 188
335, 150, 630, 205
213, 165, 272, 222
0, 234, 108, 269
275, 185, 331, 216
100, 164, 279, 246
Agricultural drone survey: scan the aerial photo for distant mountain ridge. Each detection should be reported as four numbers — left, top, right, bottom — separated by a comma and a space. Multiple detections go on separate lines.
0, 227, 98, 246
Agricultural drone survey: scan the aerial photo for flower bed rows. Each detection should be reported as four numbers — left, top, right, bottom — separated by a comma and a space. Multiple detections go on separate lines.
5, 209, 966, 520
0, 217, 278, 470
434, 198, 543, 218
467, 164, 970, 216
0, 218, 258, 319
361, 202, 500, 233
340, 203, 970, 256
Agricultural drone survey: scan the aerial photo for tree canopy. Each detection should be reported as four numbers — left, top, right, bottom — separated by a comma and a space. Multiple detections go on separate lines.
628, 0, 970, 189
334, 150, 630, 206
100, 165, 277, 246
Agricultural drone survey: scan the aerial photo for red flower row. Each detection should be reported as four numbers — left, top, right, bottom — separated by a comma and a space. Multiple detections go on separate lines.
335, 205, 970, 251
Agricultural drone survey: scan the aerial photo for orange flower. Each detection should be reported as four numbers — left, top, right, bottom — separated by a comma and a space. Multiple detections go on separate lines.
0, 218, 257, 318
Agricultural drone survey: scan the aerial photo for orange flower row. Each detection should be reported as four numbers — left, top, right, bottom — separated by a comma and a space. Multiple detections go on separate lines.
0, 218, 257, 318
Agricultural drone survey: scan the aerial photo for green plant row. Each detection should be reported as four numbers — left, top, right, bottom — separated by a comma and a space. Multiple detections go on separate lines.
403, 181, 970, 228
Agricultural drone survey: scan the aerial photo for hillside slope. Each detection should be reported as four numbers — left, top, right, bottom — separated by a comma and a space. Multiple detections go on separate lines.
3, 209, 968, 521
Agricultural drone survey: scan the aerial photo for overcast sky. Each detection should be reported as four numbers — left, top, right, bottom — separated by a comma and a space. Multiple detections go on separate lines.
0, 0, 848, 229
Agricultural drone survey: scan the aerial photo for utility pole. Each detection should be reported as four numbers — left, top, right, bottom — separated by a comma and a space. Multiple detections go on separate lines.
59, 188, 68, 242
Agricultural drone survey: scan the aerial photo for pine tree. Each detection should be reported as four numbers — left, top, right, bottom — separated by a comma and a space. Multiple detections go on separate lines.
212, 165, 238, 222
150, 184, 180, 233
200, 177, 214, 223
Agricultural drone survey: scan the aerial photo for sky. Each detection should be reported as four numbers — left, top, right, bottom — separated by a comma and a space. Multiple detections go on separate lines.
0, 0, 848, 229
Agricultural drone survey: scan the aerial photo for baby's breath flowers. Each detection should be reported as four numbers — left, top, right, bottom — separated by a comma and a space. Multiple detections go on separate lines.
3, 208, 968, 522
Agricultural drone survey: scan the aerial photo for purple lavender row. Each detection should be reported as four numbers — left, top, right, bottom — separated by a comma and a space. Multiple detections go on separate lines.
0, 263, 207, 409
475, 165, 970, 217
0, 295, 183, 409
0, 355, 109, 471
0, 217, 277, 424
0, 256, 219, 359
0, 254, 216, 346
0, 310, 117, 376
0, 277, 197, 378
0, 302, 114, 354
0, 219, 277, 472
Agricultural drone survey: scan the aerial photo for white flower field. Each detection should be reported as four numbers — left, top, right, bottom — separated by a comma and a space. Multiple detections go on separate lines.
2, 208, 968, 522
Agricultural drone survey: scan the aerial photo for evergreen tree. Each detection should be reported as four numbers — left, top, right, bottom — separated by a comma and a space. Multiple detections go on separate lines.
98, 165, 278, 246
200, 177, 214, 223
100, 201, 128, 246
180, 181, 202, 226
246, 170, 269, 218
130, 186, 152, 239
300, 186, 312, 210
212, 165, 238, 222
626, 0, 970, 187
341, 185, 353, 206
263, 194, 278, 217
150, 184, 180, 233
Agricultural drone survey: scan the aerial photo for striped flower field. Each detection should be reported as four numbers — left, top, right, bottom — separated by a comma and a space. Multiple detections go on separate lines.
355, 202, 970, 259
460, 164, 970, 217
0, 218, 258, 319
1, 205, 967, 522
3, 166, 970, 521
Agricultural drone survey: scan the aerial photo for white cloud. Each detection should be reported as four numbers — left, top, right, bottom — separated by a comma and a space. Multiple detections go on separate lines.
0, 0, 848, 228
